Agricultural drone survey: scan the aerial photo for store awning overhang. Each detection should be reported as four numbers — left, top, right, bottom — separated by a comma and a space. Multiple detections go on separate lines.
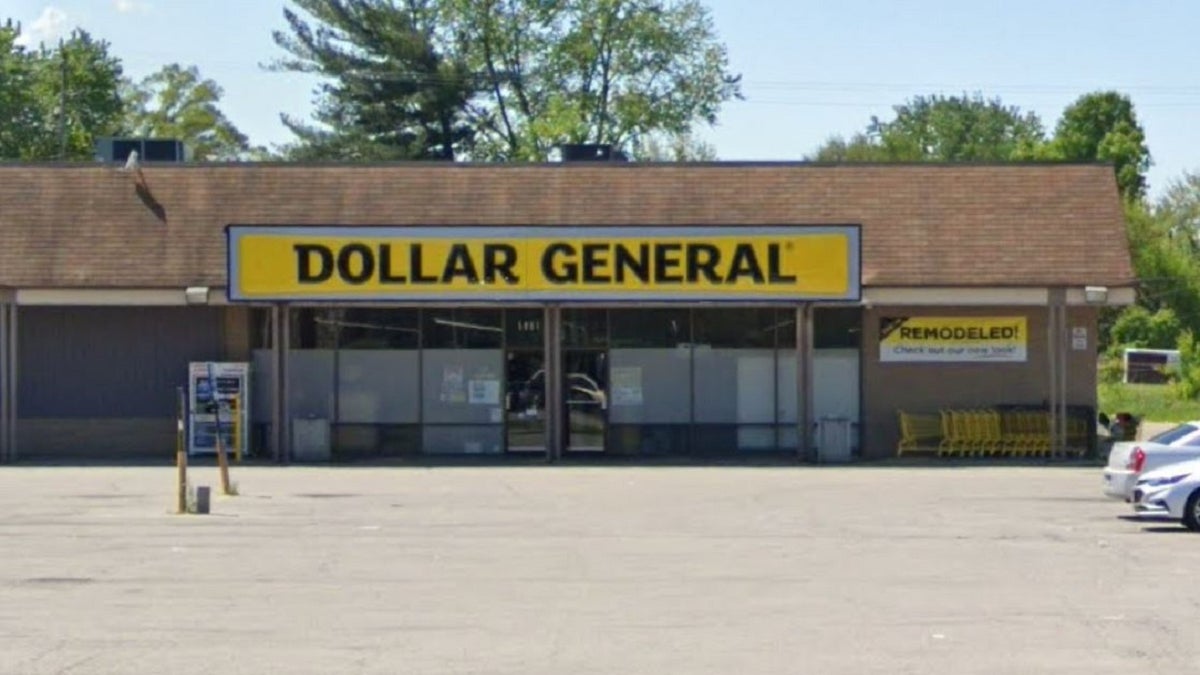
5, 284, 1135, 307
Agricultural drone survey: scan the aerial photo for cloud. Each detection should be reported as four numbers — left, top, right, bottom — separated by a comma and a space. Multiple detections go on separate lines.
113, 0, 151, 13
14, 6, 69, 47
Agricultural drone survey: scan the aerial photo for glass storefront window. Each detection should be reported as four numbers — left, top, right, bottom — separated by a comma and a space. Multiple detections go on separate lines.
814, 307, 862, 349
693, 308, 778, 348
337, 308, 420, 349
693, 348, 776, 424
608, 347, 691, 425
423, 308, 503, 349
251, 304, 859, 461
333, 424, 421, 460
775, 308, 797, 349
562, 308, 609, 348
691, 425, 778, 454
249, 307, 273, 350
610, 308, 689, 348
291, 308, 342, 349
608, 424, 689, 456
421, 349, 504, 424
505, 308, 544, 349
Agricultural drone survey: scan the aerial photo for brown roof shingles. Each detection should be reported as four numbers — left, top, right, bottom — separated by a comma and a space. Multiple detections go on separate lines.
0, 162, 1134, 289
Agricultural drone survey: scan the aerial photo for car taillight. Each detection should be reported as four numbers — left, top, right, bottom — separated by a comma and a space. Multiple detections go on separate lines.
1127, 446, 1147, 473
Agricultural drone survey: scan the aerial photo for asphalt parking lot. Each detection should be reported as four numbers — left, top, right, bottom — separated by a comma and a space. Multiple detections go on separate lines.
1, 463, 1197, 675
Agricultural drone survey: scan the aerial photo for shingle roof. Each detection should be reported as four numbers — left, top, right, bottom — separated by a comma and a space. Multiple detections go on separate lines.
0, 162, 1133, 289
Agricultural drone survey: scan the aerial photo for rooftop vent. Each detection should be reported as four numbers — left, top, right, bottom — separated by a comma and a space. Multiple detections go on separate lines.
95, 137, 189, 164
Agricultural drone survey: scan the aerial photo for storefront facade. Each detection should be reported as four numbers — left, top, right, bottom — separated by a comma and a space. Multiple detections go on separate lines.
0, 162, 1135, 463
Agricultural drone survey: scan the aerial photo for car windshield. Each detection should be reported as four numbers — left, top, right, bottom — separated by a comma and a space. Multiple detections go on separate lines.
1148, 423, 1199, 445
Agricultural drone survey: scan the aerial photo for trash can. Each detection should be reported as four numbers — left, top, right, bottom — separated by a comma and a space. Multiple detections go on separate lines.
292, 417, 331, 462
815, 416, 855, 463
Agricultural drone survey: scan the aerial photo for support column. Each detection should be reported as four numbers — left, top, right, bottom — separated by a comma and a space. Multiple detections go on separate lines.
1058, 295, 1070, 454
1046, 290, 1066, 456
5, 304, 16, 463
271, 304, 291, 464
796, 304, 813, 462
544, 306, 563, 462
0, 302, 8, 464
1047, 296, 1057, 456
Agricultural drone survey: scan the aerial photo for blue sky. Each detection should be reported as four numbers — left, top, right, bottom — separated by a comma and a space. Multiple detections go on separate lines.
9, 0, 1200, 198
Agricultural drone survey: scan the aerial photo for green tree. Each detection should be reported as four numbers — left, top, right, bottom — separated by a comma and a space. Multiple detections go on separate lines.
1111, 173, 1200, 349
0, 21, 40, 159
1156, 170, 1200, 250
631, 131, 717, 161
272, 0, 741, 161
1120, 200, 1200, 335
121, 64, 258, 161
1109, 306, 1183, 350
1041, 91, 1151, 201
25, 29, 125, 160
1174, 330, 1200, 400
0, 23, 125, 160
271, 0, 478, 160
807, 93, 1045, 162
807, 132, 888, 162
1094, 197, 1200, 356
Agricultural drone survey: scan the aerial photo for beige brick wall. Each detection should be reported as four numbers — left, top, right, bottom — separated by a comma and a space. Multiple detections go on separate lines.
861, 306, 1098, 459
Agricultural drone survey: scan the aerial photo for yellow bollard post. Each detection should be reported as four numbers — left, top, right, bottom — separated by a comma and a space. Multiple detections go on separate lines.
175, 387, 188, 514
204, 364, 234, 497
212, 395, 233, 496
214, 417, 233, 496
232, 395, 242, 463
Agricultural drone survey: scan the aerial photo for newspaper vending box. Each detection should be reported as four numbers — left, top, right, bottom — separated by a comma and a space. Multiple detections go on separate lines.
188, 362, 250, 457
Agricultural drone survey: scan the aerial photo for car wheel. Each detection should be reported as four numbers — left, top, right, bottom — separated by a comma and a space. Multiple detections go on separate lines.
1183, 490, 1200, 532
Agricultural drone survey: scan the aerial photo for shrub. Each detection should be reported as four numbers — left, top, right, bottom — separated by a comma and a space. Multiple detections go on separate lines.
1173, 330, 1200, 401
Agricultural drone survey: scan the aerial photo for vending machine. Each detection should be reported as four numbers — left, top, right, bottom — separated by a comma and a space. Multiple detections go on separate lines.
188, 362, 251, 457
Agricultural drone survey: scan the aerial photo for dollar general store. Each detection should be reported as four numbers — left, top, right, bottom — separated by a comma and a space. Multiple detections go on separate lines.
0, 156, 1135, 464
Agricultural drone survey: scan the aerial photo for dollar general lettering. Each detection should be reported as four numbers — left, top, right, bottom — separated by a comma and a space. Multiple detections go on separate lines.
293, 241, 803, 286
226, 226, 860, 302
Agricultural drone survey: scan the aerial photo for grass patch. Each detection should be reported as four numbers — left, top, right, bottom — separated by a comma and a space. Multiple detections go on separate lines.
1098, 382, 1200, 422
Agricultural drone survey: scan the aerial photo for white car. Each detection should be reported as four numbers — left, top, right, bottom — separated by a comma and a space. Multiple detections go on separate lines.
1103, 421, 1200, 501
1131, 458, 1200, 530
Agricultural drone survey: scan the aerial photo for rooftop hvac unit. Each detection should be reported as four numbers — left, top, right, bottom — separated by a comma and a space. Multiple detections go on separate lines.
94, 137, 189, 164
558, 143, 629, 162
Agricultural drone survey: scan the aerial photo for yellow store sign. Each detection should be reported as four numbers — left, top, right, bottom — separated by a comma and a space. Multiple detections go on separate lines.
227, 226, 860, 302
880, 316, 1028, 362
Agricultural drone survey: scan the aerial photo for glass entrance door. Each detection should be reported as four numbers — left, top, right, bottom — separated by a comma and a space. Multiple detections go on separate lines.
505, 309, 545, 453
563, 349, 607, 452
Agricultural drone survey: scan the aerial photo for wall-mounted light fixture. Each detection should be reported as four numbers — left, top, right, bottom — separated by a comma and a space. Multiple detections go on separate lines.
1084, 285, 1109, 305
184, 286, 210, 306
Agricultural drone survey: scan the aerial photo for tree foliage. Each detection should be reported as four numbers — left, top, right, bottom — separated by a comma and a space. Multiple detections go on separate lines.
1099, 197, 1200, 361
1042, 92, 1151, 201
271, 0, 742, 161
0, 21, 39, 158
631, 131, 717, 161
1109, 306, 1182, 350
1122, 201, 1200, 327
870, 93, 1044, 161
807, 93, 1044, 162
806, 91, 1152, 202
271, 0, 475, 160
1156, 170, 1200, 250
122, 64, 257, 161
0, 22, 124, 160
807, 132, 888, 162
